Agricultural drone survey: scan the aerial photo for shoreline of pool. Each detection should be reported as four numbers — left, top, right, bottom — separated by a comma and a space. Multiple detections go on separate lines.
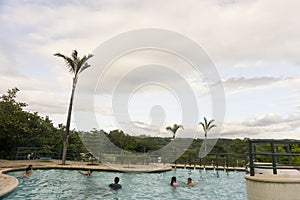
0, 170, 19, 198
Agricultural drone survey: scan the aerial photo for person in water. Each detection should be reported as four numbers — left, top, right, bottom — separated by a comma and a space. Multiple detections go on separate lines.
185, 177, 195, 186
78, 169, 93, 176
170, 176, 179, 187
109, 177, 122, 190
22, 164, 33, 178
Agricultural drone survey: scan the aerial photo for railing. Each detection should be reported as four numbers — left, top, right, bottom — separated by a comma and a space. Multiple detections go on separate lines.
89, 149, 247, 168
16, 147, 84, 161
16, 147, 247, 168
175, 152, 247, 169
248, 139, 300, 176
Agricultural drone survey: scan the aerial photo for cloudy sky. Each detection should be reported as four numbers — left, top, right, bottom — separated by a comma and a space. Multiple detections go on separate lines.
1, 0, 300, 139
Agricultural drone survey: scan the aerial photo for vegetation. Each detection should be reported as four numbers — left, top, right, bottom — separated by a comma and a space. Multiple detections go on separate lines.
0, 88, 85, 160
54, 50, 93, 165
198, 117, 217, 154
198, 117, 217, 138
1, 88, 300, 166
166, 124, 184, 139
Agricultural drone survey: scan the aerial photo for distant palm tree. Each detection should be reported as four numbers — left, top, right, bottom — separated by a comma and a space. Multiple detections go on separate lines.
166, 124, 184, 139
54, 50, 93, 165
199, 117, 217, 155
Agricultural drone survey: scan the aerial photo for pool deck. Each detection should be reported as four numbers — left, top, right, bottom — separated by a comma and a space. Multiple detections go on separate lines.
0, 159, 172, 198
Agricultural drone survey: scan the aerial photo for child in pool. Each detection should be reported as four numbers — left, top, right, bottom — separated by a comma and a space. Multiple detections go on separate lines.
22, 164, 33, 178
170, 176, 180, 187
185, 177, 195, 186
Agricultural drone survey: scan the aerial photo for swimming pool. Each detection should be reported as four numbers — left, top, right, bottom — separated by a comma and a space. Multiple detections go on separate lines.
4, 168, 246, 199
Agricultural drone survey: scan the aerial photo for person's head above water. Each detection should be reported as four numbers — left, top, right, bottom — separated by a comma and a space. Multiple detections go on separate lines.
186, 177, 195, 186
26, 165, 33, 172
114, 177, 120, 184
170, 176, 177, 186
171, 176, 176, 182
109, 177, 122, 190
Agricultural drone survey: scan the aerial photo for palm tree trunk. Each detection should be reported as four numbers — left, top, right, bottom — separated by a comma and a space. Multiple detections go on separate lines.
204, 132, 207, 156
62, 77, 77, 165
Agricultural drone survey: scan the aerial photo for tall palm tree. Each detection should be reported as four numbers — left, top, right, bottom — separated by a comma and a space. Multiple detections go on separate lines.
199, 117, 217, 139
166, 124, 183, 164
166, 124, 184, 139
54, 50, 93, 165
198, 117, 217, 155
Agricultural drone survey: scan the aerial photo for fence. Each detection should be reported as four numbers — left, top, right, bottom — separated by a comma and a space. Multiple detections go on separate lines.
247, 139, 300, 176
16, 146, 247, 168
89, 149, 247, 168
176, 152, 247, 168
15, 147, 84, 161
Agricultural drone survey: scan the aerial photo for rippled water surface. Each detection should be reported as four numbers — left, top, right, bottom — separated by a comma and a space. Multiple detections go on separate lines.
5, 168, 246, 199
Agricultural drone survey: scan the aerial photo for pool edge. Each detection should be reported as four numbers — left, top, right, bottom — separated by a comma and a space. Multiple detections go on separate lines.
0, 168, 19, 198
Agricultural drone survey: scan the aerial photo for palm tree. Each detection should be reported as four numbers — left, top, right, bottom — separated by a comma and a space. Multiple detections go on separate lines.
166, 124, 184, 139
166, 124, 183, 164
199, 117, 217, 155
54, 50, 93, 165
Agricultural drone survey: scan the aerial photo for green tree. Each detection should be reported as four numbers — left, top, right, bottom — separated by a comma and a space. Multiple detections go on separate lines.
0, 88, 65, 159
198, 117, 217, 138
165, 124, 184, 139
229, 138, 247, 154
0, 88, 27, 158
54, 50, 93, 164
108, 130, 137, 151
198, 117, 217, 155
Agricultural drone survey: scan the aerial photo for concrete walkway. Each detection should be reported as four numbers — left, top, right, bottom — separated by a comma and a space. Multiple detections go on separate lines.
0, 159, 172, 198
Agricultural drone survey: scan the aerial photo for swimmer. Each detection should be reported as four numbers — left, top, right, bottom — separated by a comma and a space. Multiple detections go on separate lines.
22, 164, 33, 178
185, 177, 195, 186
170, 176, 179, 187
78, 169, 93, 176
109, 177, 122, 190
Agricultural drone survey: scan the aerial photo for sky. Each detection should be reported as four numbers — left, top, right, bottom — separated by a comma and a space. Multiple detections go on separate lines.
0, 0, 300, 139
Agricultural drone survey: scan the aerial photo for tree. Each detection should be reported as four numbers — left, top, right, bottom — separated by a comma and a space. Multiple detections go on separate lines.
0, 88, 64, 159
198, 117, 217, 155
166, 124, 184, 139
54, 50, 93, 164
166, 124, 183, 163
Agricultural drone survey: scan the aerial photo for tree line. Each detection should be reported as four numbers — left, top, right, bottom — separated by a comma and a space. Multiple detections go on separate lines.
0, 88, 85, 159
0, 88, 247, 160
1, 88, 299, 166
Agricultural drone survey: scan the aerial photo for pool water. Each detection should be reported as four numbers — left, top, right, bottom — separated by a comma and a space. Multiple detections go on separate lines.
5, 168, 246, 200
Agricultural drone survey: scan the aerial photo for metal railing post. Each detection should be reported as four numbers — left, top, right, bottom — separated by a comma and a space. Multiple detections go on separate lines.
276, 145, 280, 164
249, 140, 255, 176
287, 143, 291, 165
270, 142, 277, 175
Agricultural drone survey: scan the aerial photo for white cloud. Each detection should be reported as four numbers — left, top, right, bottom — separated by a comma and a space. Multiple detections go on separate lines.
0, 0, 300, 138
213, 76, 297, 95
222, 113, 300, 139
